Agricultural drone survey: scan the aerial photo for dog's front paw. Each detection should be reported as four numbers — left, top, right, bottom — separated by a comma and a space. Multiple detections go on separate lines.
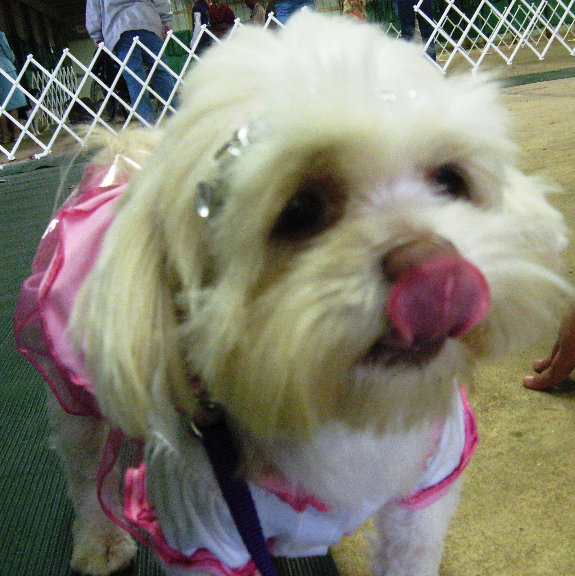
71, 519, 137, 576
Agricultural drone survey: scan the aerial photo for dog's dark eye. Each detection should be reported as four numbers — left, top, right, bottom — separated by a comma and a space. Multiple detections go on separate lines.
431, 164, 471, 200
271, 176, 344, 242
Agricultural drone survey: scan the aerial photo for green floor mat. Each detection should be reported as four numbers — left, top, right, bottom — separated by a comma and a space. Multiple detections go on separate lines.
0, 154, 339, 576
500, 66, 575, 88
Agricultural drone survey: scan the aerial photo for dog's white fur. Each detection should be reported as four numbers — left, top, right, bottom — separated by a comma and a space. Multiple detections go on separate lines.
45, 12, 573, 576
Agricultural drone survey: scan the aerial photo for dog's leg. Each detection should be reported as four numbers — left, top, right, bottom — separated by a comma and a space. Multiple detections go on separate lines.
370, 480, 462, 576
47, 394, 137, 576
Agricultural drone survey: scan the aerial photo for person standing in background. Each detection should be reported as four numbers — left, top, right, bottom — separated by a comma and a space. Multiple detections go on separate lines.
190, 0, 213, 54
208, 0, 236, 39
272, 0, 313, 24
395, 0, 437, 60
86, 0, 180, 126
0, 31, 27, 144
342, 0, 368, 20
245, 0, 267, 25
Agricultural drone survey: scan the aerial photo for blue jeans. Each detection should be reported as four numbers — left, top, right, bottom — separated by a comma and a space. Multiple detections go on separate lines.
396, 0, 436, 60
274, 0, 314, 24
114, 29, 179, 126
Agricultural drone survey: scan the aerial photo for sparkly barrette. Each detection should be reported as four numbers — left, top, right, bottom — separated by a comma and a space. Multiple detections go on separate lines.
194, 125, 253, 220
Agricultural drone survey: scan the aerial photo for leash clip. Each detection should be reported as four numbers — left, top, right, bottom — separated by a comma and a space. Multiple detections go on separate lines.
188, 382, 225, 437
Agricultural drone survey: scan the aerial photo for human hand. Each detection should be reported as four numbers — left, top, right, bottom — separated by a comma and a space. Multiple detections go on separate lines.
523, 305, 575, 389
163, 26, 172, 38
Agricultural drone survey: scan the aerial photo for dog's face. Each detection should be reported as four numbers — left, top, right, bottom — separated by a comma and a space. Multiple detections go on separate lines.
77, 13, 572, 441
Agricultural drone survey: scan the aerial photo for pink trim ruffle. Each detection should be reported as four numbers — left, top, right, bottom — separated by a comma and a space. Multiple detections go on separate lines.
397, 387, 479, 510
124, 462, 259, 575
13, 164, 127, 417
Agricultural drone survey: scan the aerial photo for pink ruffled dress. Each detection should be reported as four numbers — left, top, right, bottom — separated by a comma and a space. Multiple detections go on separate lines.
14, 163, 128, 418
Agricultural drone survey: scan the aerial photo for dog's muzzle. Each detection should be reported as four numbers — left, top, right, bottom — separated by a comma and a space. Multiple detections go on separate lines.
382, 238, 490, 350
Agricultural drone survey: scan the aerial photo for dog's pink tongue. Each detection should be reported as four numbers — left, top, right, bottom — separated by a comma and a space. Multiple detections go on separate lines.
386, 255, 490, 349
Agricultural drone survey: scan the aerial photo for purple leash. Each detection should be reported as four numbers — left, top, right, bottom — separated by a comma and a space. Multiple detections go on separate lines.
194, 404, 279, 576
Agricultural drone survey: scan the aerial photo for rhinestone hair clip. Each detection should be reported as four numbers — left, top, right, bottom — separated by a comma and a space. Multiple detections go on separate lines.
194, 125, 252, 220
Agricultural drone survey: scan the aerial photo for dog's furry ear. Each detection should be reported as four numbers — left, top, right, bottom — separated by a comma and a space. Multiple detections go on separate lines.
71, 143, 203, 438
69, 24, 276, 437
463, 167, 574, 358
503, 168, 568, 253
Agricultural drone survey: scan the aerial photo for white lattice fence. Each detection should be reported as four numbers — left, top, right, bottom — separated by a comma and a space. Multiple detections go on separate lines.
0, 28, 196, 162
0, 4, 573, 163
417, 0, 575, 72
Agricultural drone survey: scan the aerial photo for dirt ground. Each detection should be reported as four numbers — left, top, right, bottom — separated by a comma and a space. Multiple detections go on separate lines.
333, 64, 575, 575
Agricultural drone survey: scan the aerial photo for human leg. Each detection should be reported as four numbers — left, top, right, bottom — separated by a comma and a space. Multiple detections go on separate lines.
138, 29, 180, 113
395, 0, 416, 40
274, 0, 314, 24
9, 108, 21, 139
0, 113, 10, 143
416, 0, 437, 59
114, 30, 158, 126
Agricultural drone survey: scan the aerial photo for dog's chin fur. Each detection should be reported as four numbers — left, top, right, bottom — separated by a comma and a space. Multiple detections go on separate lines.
47, 11, 573, 576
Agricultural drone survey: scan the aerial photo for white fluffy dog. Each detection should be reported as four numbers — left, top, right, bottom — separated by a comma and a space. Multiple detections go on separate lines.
15, 12, 573, 576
